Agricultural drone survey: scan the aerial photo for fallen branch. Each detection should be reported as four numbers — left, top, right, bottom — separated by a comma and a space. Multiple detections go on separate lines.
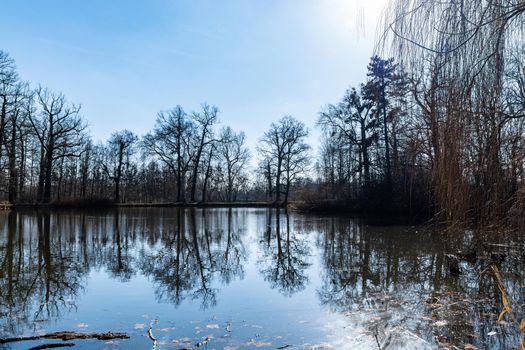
0, 331, 129, 344
179, 336, 211, 350
374, 332, 382, 350
29, 343, 76, 350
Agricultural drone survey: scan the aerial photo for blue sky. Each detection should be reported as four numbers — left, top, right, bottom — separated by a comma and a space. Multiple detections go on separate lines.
1, 0, 387, 152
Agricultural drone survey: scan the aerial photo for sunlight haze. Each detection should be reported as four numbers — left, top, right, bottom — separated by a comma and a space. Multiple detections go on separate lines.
1, 0, 388, 151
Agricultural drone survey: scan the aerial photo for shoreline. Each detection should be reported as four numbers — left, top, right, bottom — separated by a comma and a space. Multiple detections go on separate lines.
2, 201, 425, 224
5, 201, 287, 210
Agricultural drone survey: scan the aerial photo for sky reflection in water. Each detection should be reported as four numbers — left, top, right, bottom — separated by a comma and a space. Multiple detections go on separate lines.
0, 208, 524, 349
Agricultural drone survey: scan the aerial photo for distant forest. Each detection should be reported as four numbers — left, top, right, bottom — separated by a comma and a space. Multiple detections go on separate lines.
0, 1, 524, 225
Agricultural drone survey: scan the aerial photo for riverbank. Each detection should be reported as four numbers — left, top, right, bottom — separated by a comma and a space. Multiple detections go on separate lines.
5, 200, 426, 225
118, 201, 285, 208
7, 200, 287, 210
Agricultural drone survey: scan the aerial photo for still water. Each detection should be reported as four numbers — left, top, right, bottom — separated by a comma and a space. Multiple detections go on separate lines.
0, 208, 523, 349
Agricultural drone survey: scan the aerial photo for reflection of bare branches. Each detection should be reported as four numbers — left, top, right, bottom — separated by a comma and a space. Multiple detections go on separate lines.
137, 208, 247, 309
107, 211, 135, 281
258, 209, 311, 296
0, 212, 86, 335
315, 216, 525, 349
139, 220, 195, 306
32, 213, 84, 326
217, 209, 246, 284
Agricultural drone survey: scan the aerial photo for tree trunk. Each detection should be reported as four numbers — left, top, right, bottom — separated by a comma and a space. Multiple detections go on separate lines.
18, 129, 25, 200
37, 146, 46, 203
43, 145, 54, 203
190, 146, 203, 202
8, 116, 17, 203
227, 164, 233, 202
0, 98, 7, 168
56, 157, 64, 201
381, 80, 391, 189
275, 158, 282, 203
201, 147, 213, 203
284, 178, 290, 204
360, 118, 370, 187
114, 143, 124, 203
266, 161, 273, 200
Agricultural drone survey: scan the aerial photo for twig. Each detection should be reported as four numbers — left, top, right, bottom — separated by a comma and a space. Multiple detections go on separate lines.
374, 332, 382, 350
148, 326, 157, 347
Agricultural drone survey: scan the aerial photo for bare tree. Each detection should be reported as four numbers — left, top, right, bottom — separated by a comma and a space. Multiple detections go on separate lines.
258, 116, 310, 204
29, 87, 86, 203
318, 85, 378, 188
217, 126, 250, 202
6, 82, 32, 203
143, 106, 196, 202
200, 142, 216, 202
189, 103, 218, 202
103, 130, 137, 203
257, 158, 274, 200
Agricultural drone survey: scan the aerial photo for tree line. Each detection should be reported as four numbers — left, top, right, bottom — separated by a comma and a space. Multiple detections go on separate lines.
2, 0, 525, 227
0, 49, 313, 206
311, 0, 525, 225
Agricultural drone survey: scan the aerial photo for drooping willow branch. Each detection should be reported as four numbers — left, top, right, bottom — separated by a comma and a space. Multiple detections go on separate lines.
377, 0, 525, 222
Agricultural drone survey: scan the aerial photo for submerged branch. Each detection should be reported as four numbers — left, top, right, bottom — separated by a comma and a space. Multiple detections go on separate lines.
0, 331, 129, 344
28, 343, 76, 350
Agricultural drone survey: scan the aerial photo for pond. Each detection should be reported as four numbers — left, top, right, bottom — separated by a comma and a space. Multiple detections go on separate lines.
0, 208, 524, 349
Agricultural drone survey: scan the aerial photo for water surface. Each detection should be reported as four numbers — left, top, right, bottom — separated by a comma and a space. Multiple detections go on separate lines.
0, 208, 523, 349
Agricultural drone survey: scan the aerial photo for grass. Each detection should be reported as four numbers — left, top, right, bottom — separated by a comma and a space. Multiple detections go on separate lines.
492, 265, 525, 350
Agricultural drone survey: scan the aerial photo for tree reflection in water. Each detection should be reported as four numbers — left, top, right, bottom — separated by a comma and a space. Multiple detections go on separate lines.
138, 208, 247, 308
258, 209, 311, 296
107, 211, 135, 281
216, 208, 247, 284
0, 209, 524, 349
0, 211, 86, 335
315, 216, 525, 349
